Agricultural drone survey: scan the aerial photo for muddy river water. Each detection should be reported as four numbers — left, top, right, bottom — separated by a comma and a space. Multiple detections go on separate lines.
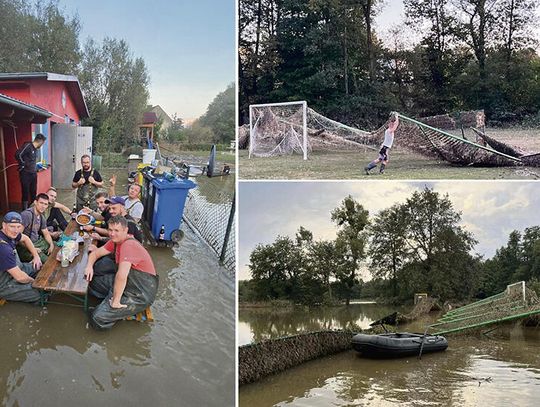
0, 170, 235, 406
239, 304, 540, 406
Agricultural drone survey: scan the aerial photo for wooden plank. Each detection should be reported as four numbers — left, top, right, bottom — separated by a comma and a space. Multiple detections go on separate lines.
125, 306, 154, 322
32, 220, 89, 295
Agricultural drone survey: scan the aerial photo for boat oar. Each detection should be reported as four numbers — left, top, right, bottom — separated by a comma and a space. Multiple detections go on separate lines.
418, 327, 429, 359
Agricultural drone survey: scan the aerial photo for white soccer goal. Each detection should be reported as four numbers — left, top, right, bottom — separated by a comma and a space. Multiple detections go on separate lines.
248, 101, 375, 160
506, 281, 526, 302
249, 101, 308, 160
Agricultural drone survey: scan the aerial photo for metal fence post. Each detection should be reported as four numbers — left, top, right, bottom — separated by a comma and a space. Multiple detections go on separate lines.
220, 192, 236, 265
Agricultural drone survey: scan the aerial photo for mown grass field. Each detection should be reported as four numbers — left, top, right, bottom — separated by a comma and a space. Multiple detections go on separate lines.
239, 128, 540, 180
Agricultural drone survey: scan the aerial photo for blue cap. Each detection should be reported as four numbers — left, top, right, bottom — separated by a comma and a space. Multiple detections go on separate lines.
3, 211, 22, 224
105, 196, 126, 206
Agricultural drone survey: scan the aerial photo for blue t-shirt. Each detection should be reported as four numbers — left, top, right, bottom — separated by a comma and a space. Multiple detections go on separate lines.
0, 230, 21, 272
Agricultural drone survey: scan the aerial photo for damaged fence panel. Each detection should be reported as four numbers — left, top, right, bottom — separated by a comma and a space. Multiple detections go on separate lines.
239, 330, 354, 385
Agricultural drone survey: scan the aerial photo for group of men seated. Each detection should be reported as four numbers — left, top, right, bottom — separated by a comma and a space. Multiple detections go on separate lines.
0, 178, 158, 330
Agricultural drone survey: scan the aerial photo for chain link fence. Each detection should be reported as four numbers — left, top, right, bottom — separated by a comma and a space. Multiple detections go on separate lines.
183, 178, 235, 275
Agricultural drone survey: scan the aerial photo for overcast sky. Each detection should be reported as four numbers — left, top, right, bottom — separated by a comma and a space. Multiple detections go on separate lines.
61, 0, 234, 120
375, 0, 540, 49
238, 181, 540, 280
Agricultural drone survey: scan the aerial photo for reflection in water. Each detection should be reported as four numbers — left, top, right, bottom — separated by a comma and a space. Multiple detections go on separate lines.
1, 225, 234, 406
240, 308, 540, 406
193, 173, 234, 203
239, 304, 409, 345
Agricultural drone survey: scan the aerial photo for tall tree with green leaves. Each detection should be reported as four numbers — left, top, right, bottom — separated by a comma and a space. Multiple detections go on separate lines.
0, 0, 33, 71
481, 230, 522, 295
331, 195, 369, 305
249, 236, 303, 300
368, 205, 408, 297
199, 83, 235, 144
404, 0, 458, 112
494, 0, 537, 64
402, 188, 476, 296
453, 0, 498, 103
29, 0, 81, 74
79, 37, 149, 152
0, 0, 81, 74
308, 239, 341, 302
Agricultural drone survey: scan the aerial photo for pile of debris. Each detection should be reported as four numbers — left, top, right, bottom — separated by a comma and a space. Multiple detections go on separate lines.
369, 297, 441, 328
239, 330, 353, 385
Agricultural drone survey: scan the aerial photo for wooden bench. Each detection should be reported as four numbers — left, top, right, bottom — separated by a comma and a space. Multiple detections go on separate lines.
32, 221, 154, 322
32, 220, 90, 310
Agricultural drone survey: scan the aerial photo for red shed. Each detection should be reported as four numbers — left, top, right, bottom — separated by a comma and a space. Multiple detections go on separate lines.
0, 72, 90, 212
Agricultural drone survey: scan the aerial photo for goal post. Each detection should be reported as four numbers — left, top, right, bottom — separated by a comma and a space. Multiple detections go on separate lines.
248, 101, 308, 160
506, 281, 526, 302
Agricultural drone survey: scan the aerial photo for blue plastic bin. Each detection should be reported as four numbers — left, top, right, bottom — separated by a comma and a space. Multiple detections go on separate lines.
148, 176, 196, 241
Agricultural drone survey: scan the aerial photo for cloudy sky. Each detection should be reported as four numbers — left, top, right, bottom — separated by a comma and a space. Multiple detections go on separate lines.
375, 0, 540, 49
238, 181, 540, 280
61, 0, 234, 120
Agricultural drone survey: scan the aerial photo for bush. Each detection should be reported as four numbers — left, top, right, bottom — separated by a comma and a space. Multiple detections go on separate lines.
101, 152, 126, 168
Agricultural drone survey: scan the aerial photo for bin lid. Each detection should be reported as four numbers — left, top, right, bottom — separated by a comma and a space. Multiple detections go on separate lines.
150, 176, 196, 190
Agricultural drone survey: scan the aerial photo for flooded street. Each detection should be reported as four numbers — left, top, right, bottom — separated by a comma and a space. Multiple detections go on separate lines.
1, 228, 234, 406
239, 305, 540, 406
0, 169, 235, 406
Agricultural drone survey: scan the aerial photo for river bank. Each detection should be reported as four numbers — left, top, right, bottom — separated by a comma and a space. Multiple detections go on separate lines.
239, 304, 540, 406
239, 299, 380, 309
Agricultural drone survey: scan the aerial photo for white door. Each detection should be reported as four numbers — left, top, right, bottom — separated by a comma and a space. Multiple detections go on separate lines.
74, 126, 93, 171
52, 124, 76, 189
52, 124, 93, 188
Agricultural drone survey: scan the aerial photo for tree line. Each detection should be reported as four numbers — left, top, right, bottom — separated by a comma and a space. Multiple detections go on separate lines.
0, 0, 234, 152
164, 83, 236, 145
0, 0, 149, 152
239, 0, 540, 129
240, 188, 540, 306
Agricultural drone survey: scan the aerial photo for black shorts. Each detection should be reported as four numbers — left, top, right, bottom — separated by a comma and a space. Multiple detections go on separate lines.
378, 146, 389, 162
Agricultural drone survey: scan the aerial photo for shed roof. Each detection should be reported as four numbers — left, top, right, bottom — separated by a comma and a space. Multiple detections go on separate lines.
0, 72, 90, 119
142, 111, 158, 124
0, 92, 52, 124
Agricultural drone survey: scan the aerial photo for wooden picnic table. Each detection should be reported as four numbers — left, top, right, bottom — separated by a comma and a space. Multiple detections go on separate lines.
32, 220, 90, 310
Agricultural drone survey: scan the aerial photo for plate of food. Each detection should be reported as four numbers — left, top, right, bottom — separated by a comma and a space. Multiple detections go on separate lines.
75, 212, 93, 226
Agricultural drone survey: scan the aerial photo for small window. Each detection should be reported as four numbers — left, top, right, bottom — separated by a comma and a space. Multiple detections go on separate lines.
32, 122, 50, 165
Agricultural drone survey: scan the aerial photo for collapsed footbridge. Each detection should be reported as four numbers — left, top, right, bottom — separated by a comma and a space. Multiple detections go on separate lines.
428, 281, 540, 335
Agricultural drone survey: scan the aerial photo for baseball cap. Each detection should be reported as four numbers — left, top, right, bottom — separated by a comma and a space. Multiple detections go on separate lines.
3, 212, 23, 224
104, 196, 126, 206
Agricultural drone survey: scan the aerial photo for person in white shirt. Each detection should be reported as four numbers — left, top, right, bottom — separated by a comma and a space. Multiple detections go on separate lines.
108, 175, 144, 223
365, 112, 399, 175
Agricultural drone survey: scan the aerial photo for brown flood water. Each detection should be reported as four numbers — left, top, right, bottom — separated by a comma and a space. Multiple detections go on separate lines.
239, 304, 540, 406
0, 170, 235, 406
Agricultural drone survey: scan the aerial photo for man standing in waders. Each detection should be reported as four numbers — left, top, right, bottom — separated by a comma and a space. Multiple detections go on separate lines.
364, 112, 399, 175
72, 154, 103, 211
15, 133, 46, 209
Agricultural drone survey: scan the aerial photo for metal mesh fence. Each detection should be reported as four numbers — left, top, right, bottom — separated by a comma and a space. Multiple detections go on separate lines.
428, 281, 540, 335
183, 179, 235, 275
